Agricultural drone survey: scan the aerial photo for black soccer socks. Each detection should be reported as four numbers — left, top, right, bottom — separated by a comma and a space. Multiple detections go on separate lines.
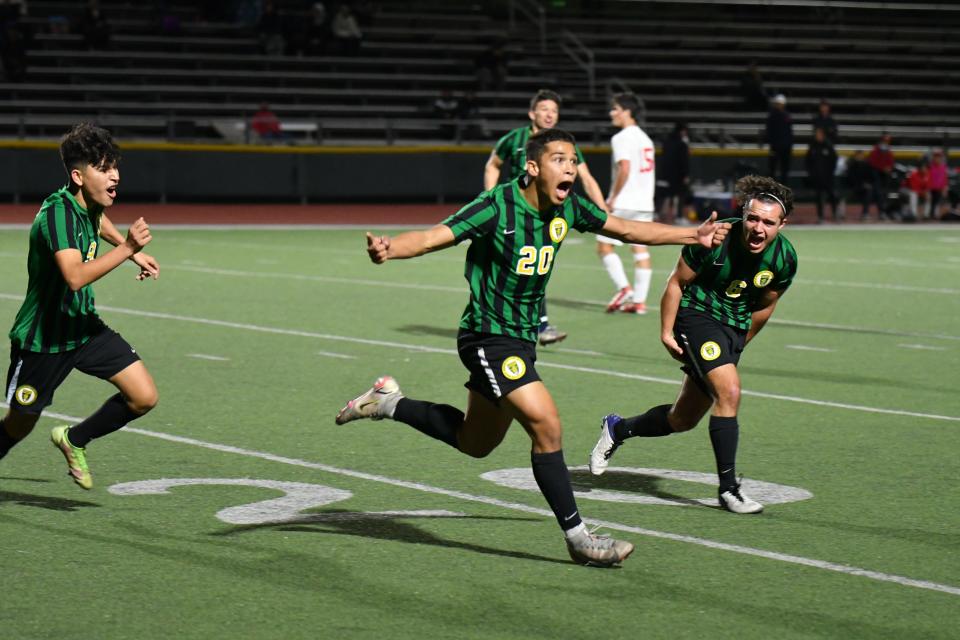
708, 415, 740, 490
68, 393, 143, 448
392, 398, 462, 449
531, 449, 583, 532
0, 418, 17, 460
616, 404, 674, 440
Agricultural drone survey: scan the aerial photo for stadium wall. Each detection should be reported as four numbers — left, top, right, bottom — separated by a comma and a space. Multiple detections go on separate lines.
0, 142, 786, 204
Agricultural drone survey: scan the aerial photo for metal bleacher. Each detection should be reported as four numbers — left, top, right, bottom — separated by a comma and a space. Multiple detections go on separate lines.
1, 0, 958, 149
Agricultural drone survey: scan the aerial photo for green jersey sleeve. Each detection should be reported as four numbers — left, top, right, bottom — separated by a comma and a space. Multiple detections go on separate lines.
571, 194, 608, 233
40, 199, 81, 253
493, 130, 516, 162
441, 194, 499, 243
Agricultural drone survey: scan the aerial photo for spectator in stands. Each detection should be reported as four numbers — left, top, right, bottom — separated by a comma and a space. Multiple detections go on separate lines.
765, 94, 793, 186
250, 103, 283, 141
659, 122, 691, 224
257, 1, 285, 56
432, 89, 459, 139
844, 149, 873, 219
903, 160, 930, 221
474, 41, 508, 91
805, 127, 839, 222
78, 0, 111, 50
812, 99, 838, 145
304, 2, 329, 56
0, 11, 30, 82
740, 62, 769, 111
928, 149, 950, 219
867, 133, 895, 220
331, 4, 362, 56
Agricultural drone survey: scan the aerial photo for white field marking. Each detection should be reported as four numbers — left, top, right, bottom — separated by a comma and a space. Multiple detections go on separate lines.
167, 265, 466, 293
785, 345, 835, 353
7, 403, 958, 598
187, 353, 230, 361
898, 344, 947, 351
316, 350, 356, 359
0, 293, 954, 423
549, 347, 606, 356
794, 278, 958, 296
155, 265, 960, 342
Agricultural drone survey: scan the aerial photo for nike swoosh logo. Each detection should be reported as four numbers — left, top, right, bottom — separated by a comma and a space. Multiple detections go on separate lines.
504, 229, 515, 235
563, 511, 579, 521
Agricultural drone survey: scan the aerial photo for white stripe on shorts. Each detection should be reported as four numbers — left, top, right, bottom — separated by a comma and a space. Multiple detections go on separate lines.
477, 347, 502, 398
5, 358, 23, 403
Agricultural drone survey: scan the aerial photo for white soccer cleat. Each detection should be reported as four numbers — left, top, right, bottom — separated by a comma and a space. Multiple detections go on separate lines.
565, 528, 634, 567
335, 376, 402, 425
589, 414, 623, 476
718, 484, 764, 514
606, 286, 633, 313
538, 325, 568, 346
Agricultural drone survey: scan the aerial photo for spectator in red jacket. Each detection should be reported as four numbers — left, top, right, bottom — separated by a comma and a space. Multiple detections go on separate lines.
866, 133, 895, 220
928, 149, 950, 219
903, 160, 930, 220
250, 103, 283, 141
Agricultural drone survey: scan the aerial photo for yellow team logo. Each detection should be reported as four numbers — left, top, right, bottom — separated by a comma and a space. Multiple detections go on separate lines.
754, 270, 774, 288
699, 342, 722, 362
724, 280, 748, 298
501, 356, 527, 380
15, 385, 38, 406
85, 240, 98, 261
548, 217, 569, 243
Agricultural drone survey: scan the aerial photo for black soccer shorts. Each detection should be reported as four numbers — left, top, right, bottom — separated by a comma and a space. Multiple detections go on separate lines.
5, 326, 141, 415
673, 307, 746, 396
457, 329, 541, 405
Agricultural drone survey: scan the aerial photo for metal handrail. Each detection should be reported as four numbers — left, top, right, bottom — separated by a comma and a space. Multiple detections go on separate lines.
560, 30, 596, 99
509, 0, 546, 54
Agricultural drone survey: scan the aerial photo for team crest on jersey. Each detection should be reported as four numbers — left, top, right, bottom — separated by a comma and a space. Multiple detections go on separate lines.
15, 385, 38, 406
699, 342, 722, 362
754, 270, 774, 288
724, 280, 748, 298
548, 218, 569, 243
85, 240, 98, 261
501, 356, 527, 380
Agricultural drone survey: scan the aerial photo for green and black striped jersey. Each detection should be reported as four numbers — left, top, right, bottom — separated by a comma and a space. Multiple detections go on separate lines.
443, 178, 607, 343
8, 187, 105, 353
680, 218, 798, 330
493, 126, 587, 181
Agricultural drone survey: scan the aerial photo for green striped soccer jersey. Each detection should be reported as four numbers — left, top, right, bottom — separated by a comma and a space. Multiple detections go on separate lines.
679, 218, 798, 330
443, 179, 607, 343
8, 188, 105, 352
493, 126, 587, 181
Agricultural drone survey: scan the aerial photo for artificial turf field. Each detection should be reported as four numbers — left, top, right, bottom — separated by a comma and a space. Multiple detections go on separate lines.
1, 222, 958, 639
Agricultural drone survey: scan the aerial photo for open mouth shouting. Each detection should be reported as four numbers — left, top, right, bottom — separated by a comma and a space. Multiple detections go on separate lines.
555, 180, 573, 201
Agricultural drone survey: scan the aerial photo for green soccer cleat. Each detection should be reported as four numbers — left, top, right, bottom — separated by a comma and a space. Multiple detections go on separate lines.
51, 426, 92, 490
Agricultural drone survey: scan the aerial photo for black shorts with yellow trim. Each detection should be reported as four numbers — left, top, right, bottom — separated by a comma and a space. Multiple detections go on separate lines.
674, 307, 746, 396
457, 329, 541, 405
5, 326, 141, 415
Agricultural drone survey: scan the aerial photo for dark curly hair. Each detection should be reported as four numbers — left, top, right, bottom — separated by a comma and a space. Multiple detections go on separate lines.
734, 174, 793, 218
525, 127, 577, 163
60, 123, 120, 180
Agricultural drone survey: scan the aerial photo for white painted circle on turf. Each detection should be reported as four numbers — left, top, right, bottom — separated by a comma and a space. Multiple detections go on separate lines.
480, 467, 813, 507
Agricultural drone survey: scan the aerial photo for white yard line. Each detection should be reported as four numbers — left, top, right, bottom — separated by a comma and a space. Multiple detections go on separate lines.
897, 344, 947, 351
5, 403, 957, 597
316, 351, 356, 359
0, 293, 954, 423
785, 345, 835, 352
186, 353, 230, 361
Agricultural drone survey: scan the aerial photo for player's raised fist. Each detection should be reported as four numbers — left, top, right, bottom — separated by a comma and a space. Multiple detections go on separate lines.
125, 217, 151, 252
366, 232, 391, 264
696, 211, 731, 248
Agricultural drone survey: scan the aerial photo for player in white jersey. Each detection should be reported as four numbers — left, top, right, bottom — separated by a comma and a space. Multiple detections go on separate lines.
598, 93, 657, 314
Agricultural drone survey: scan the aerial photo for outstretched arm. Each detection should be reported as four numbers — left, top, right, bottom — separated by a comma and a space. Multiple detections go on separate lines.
366, 224, 457, 264
577, 162, 610, 213
746, 289, 785, 344
101, 214, 160, 280
600, 211, 729, 247
660, 256, 696, 360
55, 216, 151, 291
483, 151, 503, 191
